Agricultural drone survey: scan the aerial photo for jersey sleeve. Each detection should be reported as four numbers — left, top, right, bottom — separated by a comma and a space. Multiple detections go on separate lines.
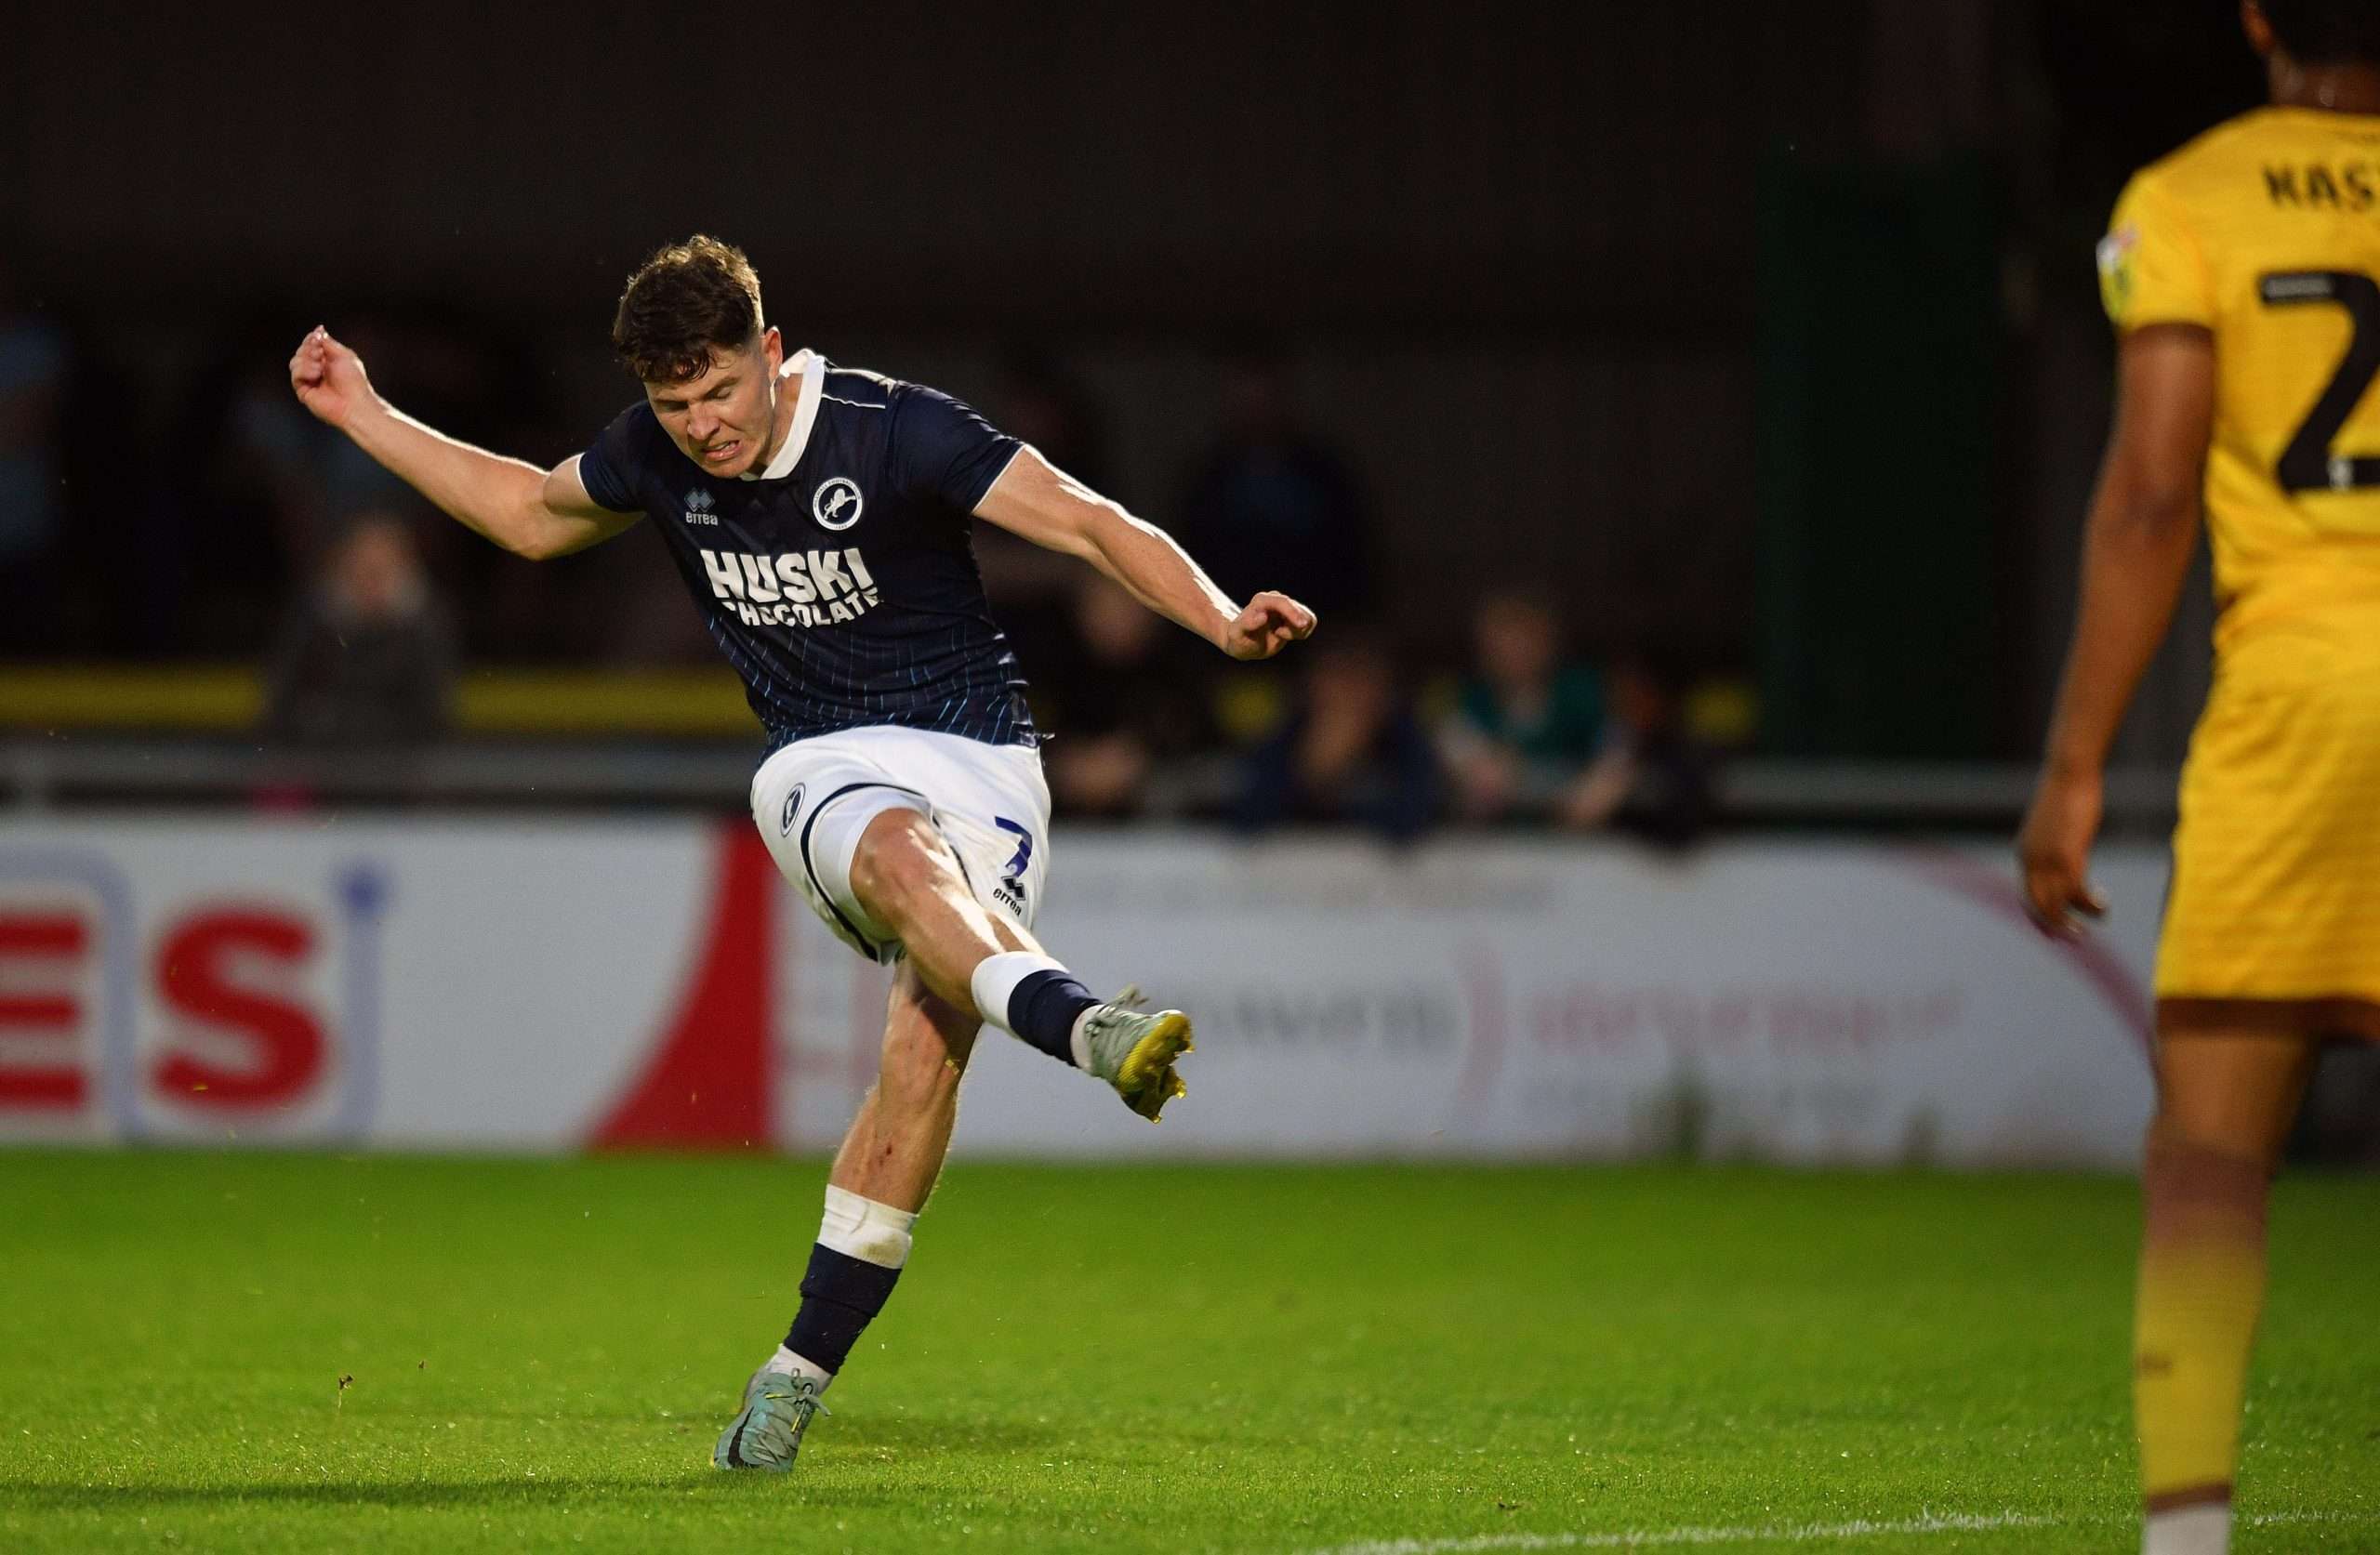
575, 404, 653, 514
2098, 170, 2215, 332
891, 385, 1025, 514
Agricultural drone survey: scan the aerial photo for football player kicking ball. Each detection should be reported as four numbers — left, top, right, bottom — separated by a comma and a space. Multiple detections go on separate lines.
289, 236, 1316, 1471
2019, 5, 2380, 1551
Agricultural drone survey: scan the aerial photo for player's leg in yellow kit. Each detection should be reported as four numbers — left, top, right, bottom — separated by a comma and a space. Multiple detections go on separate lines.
2134, 1031, 2318, 1545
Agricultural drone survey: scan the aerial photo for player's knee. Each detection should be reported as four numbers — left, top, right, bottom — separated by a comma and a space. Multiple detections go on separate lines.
2140, 1121, 2274, 1219
2143, 1088, 2293, 1177
848, 810, 952, 921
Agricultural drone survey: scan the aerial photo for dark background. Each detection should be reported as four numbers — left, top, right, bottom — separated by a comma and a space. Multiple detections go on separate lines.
0, 0, 2270, 762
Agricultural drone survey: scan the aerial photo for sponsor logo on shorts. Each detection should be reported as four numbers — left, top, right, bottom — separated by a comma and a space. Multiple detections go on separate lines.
780, 783, 806, 837
992, 818, 1033, 915
813, 477, 864, 531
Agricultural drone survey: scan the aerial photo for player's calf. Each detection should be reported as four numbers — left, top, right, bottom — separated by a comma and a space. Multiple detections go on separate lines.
2135, 1131, 2270, 1555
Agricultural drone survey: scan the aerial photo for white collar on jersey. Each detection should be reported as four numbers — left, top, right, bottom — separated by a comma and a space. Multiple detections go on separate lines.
742, 348, 823, 481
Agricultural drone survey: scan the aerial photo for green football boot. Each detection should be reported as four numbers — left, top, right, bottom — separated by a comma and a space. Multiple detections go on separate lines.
712, 1368, 829, 1472
1075, 987, 1194, 1122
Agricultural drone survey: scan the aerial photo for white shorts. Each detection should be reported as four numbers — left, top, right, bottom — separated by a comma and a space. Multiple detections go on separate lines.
749, 725, 1051, 965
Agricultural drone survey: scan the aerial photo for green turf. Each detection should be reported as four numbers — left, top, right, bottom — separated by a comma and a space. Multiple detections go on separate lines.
2, 1153, 2375, 1553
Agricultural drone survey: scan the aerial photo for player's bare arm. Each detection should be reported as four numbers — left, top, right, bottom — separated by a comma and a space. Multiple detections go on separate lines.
974, 446, 1317, 660
288, 326, 641, 560
2018, 323, 2215, 936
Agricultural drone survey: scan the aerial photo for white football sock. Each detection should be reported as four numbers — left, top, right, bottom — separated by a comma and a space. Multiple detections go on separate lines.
2143, 1504, 2230, 1555
1068, 1005, 1102, 1071
817, 1184, 917, 1270
969, 950, 1065, 1035
763, 1344, 834, 1388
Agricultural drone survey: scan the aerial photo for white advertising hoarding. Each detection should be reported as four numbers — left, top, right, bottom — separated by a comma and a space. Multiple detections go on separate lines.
0, 820, 2163, 1166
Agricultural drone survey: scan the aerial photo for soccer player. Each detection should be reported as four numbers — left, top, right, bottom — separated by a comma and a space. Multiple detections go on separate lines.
288, 237, 1316, 1472
2017, 6, 2380, 1551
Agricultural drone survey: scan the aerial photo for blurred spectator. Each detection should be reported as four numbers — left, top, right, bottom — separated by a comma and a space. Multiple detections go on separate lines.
1441, 589, 1628, 831
1604, 653, 1720, 850
1232, 628, 1439, 842
1174, 344, 1375, 618
0, 258, 71, 646
229, 333, 417, 574
1038, 574, 1219, 819
994, 346, 1118, 500
261, 514, 457, 747
978, 349, 1119, 667
219, 317, 522, 635
1439, 591, 1722, 847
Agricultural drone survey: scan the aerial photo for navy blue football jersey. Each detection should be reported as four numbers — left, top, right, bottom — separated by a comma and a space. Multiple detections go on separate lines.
577, 350, 1037, 750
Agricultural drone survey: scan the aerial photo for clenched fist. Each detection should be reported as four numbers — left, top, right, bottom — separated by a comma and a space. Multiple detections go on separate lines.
1221, 591, 1318, 661
287, 326, 380, 430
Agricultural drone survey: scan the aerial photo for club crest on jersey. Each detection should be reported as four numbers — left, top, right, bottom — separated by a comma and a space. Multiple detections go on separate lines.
683, 488, 719, 525
2096, 224, 2137, 322
813, 477, 864, 531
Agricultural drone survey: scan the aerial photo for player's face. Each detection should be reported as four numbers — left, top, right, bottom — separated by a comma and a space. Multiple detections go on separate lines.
644, 330, 783, 478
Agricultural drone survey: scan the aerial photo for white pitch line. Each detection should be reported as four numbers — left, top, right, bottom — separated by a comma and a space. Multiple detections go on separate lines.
1297, 1507, 2380, 1555
1299, 1510, 2056, 1555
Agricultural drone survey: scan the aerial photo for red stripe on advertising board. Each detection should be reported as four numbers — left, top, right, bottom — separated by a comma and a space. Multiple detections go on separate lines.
589, 823, 775, 1151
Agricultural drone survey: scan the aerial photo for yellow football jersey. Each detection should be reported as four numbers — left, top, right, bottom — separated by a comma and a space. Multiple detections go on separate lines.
2115, 109, 2380, 1027
2100, 106, 2380, 651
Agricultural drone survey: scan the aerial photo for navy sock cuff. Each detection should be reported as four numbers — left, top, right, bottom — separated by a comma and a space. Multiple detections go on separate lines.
784, 1243, 903, 1376
1010, 969, 1100, 1067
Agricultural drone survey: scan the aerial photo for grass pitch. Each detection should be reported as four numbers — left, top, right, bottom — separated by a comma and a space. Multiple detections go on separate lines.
3, 1153, 2376, 1553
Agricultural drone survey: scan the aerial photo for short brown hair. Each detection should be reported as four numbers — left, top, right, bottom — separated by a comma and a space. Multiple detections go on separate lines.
611, 235, 764, 384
